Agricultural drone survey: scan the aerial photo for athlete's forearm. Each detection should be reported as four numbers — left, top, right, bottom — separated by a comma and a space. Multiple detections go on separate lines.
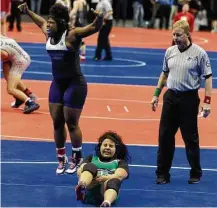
92, 14, 104, 32
26, 9, 46, 29
73, 15, 103, 38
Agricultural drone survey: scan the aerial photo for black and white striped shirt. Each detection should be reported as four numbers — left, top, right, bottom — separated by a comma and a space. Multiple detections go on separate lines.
163, 43, 212, 91
96, 0, 113, 20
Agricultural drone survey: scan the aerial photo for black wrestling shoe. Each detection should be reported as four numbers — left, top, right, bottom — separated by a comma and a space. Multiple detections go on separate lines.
188, 177, 200, 184
11, 99, 24, 108
23, 101, 40, 114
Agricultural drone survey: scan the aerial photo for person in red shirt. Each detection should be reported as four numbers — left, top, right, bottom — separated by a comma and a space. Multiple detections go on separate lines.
1, 0, 11, 35
173, 3, 194, 32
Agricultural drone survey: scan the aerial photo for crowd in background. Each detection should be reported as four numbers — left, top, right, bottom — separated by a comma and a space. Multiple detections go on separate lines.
3, 0, 217, 32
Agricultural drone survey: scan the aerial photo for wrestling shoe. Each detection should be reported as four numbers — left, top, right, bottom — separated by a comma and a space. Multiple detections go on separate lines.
11, 98, 24, 108
56, 155, 68, 175
80, 55, 86, 61
65, 157, 83, 174
75, 182, 86, 201
23, 101, 40, 114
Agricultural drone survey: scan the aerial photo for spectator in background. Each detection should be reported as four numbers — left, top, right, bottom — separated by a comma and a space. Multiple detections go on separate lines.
210, 0, 217, 33
30, 0, 42, 14
94, 0, 113, 61
8, 0, 24, 32
70, 0, 89, 61
148, 0, 160, 28
89, 0, 99, 22
149, 0, 173, 29
115, 0, 127, 27
169, 0, 179, 28
158, 0, 173, 30
133, 0, 144, 28
173, 3, 194, 32
55, 0, 71, 10
188, 0, 201, 17
1, 0, 11, 35
194, 3, 208, 31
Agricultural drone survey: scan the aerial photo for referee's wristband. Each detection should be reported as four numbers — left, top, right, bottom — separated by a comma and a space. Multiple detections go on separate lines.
154, 88, 162, 97
204, 96, 211, 104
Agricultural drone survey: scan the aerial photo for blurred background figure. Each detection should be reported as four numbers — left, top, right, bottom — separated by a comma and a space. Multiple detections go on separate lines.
194, 2, 208, 31
70, 0, 89, 61
158, 0, 173, 29
173, 3, 194, 32
94, 0, 113, 61
115, 0, 127, 27
210, 0, 217, 33
88, 0, 99, 22
148, 0, 160, 28
149, 0, 173, 30
30, 0, 42, 14
55, 0, 71, 10
1, 0, 11, 35
8, 0, 24, 32
169, 0, 179, 28
132, 0, 144, 28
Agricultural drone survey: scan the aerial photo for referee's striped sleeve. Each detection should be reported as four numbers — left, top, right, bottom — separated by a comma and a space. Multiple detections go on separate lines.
162, 49, 169, 73
200, 51, 212, 77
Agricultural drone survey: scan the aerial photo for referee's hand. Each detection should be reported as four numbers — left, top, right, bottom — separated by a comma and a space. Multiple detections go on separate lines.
198, 103, 211, 118
151, 96, 159, 112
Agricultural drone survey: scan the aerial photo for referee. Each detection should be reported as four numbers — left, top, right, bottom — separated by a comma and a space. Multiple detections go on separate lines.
151, 20, 212, 184
93, 0, 113, 61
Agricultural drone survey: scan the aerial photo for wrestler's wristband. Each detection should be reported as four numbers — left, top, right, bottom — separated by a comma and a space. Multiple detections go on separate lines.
204, 96, 211, 104
153, 88, 161, 97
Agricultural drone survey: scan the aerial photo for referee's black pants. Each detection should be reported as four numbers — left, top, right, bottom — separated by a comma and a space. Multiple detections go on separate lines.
95, 20, 113, 59
156, 89, 202, 179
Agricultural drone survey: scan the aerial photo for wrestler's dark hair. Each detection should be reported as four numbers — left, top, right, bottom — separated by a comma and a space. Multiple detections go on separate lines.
48, 3, 69, 32
95, 131, 131, 163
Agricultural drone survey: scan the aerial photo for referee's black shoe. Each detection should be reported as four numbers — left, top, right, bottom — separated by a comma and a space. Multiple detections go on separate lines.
156, 176, 170, 184
188, 177, 200, 184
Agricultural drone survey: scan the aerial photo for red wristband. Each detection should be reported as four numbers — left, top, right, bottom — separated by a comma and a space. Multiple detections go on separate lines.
204, 96, 211, 104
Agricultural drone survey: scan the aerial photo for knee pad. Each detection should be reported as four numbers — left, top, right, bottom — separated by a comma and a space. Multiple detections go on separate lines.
82, 163, 97, 178
106, 178, 121, 193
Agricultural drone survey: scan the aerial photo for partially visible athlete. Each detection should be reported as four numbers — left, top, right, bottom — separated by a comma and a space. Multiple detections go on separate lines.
1, 35, 40, 114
